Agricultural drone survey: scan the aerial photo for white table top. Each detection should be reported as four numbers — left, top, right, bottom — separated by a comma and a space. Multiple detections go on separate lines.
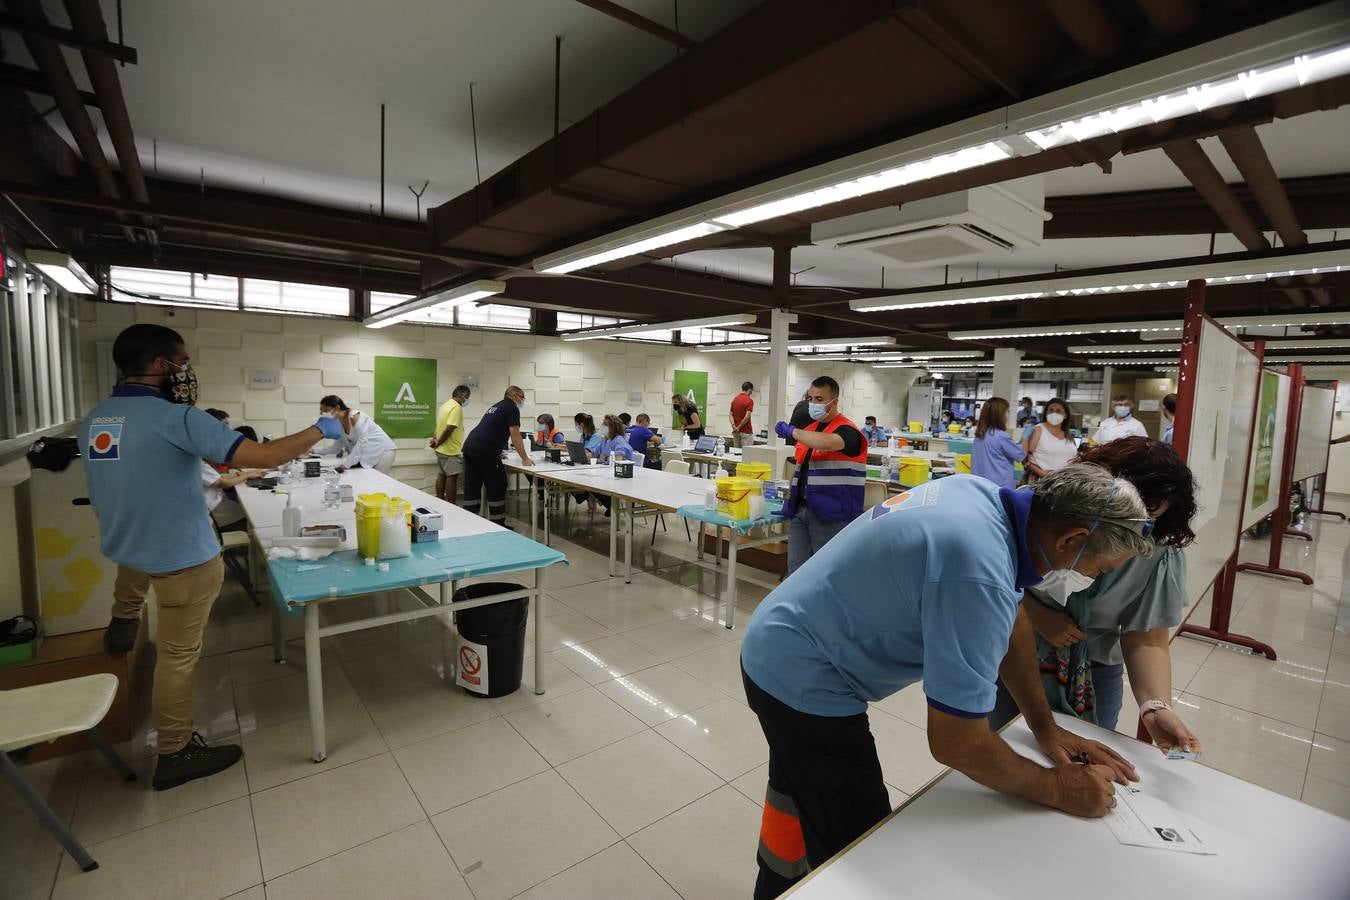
506, 455, 713, 512
237, 467, 500, 549
786, 713, 1350, 899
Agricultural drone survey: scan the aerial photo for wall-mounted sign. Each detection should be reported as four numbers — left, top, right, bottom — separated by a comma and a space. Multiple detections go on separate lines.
627, 391, 643, 405
247, 369, 282, 390
374, 356, 437, 438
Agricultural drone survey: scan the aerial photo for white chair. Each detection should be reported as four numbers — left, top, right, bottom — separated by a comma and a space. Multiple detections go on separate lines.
0, 674, 135, 872
660, 448, 684, 469
864, 480, 888, 510
217, 523, 258, 605
658, 459, 694, 544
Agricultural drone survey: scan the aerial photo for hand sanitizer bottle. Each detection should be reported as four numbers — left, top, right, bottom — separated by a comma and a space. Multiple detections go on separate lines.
281, 491, 303, 537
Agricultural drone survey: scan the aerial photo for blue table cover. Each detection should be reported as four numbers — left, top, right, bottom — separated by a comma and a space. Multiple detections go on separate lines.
675, 499, 785, 534
267, 530, 568, 614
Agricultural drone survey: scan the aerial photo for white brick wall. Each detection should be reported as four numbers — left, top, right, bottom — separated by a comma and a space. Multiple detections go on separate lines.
78, 302, 920, 492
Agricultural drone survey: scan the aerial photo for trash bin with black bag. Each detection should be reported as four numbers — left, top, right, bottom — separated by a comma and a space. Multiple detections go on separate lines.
451, 583, 529, 697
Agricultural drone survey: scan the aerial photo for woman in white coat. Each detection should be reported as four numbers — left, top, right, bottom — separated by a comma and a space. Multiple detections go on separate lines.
318, 394, 398, 474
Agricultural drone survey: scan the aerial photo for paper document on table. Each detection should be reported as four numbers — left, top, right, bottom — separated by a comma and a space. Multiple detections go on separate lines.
1103, 785, 1216, 855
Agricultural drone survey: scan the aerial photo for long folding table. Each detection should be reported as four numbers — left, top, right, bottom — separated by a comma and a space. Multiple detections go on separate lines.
238, 467, 566, 762
784, 712, 1350, 898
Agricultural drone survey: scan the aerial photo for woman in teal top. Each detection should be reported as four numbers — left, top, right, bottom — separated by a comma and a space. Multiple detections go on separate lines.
989, 437, 1202, 756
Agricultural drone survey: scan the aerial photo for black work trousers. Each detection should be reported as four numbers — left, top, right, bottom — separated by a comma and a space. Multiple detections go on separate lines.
741, 667, 892, 899
462, 454, 508, 525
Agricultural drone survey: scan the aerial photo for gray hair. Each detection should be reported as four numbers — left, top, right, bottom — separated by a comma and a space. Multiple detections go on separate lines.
1031, 464, 1154, 560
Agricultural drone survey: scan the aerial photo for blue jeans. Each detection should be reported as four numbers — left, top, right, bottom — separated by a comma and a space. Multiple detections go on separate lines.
988, 661, 1126, 730
787, 506, 849, 574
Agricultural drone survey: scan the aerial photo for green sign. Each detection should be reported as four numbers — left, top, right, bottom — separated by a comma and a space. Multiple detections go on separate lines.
373, 356, 437, 438
672, 369, 709, 429
1250, 370, 1279, 509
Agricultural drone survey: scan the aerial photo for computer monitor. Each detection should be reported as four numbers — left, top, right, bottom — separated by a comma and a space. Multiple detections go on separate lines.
694, 435, 718, 453
564, 440, 590, 466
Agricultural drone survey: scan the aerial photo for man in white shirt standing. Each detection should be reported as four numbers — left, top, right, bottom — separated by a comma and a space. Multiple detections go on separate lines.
1093, 394, 1149, 445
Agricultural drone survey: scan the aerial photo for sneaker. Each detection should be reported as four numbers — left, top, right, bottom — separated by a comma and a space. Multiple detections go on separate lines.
153, 733, 243, 791
103, 616, 140, 653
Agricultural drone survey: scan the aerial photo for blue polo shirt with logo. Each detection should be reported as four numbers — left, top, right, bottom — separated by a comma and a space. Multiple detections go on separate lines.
740, 475, 1039, 718
78, 385, 245, 574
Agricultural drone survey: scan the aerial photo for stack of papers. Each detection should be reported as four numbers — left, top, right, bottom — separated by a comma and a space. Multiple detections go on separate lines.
1103, 785, 1217, 856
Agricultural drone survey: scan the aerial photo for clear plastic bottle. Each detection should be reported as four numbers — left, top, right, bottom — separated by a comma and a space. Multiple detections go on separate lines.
704, 475, 718, 511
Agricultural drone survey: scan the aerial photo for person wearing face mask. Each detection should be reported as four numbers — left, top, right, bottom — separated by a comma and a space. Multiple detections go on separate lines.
534, 413, 566, 447
860, 415, 887, 445
988, 438, 1201, 756
1024, 397, 1077, 482
773, 376, 868, 573
939, 409, 955, 433
1093, 394, 1148, 445
1161, 393, 1177, 446
971, 397, 1027, 490
672, 394, 704, 441
730, 381, 755, 449
317, 395, 398, 474
430, 385, 471, 503
461, 386, 533, 527
80, 324, 344, 790
740, 465, 1151, 898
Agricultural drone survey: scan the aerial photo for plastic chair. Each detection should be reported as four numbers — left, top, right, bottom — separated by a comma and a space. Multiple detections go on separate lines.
217, 522, 258, 605
0, 674, 135, 872
864, 480, 888, 510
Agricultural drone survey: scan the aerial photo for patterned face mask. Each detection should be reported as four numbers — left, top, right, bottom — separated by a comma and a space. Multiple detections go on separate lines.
161, 360, 199, 405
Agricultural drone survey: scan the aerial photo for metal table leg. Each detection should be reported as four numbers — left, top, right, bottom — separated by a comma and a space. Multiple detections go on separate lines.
725, 531, 739, 630
543, 480, 552, 546
271, 600, 286, 664
625, 499, 634, 584
304, 604, 326, 762
530, 471, 538, 542
715, 525, 723, 567
534, 567, 547, 694
609, 490, 619, 577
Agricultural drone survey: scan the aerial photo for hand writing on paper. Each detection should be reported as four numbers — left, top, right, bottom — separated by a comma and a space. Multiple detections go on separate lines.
1036, 724, 1139, 785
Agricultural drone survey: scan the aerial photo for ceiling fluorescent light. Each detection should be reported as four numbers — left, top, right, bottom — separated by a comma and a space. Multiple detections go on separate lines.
1087, 358, 1183, 366
562, 313, 758, 341
924, 360, 1045, 368
26, 249, 97, 294
1260, 339, 1350, 350
902, 350, 987, 359
950, 320, 1185, 340
364, 280, 505, 329
1068, 344, 1182, 354
871, 365, 927, 370
696, 342, 770, 353
850, 243, 1350, 313
1266, 355, 1350, 363
531, 11, 1350, 274
786, 336, 898, 350
1218, 311, 1350, 329
535, 222, 728, 275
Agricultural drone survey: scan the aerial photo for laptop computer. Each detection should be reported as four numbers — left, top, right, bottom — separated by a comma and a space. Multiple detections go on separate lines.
694, 435, 718, 453
563, 440, 590, 466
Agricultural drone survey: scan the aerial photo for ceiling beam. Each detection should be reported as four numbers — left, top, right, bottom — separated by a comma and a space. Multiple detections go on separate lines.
0, 62, 101, 107
895, 3, 1023, 98
0, 11, 137, 64
1042, 0, 1123, 60
573, 0, 695, 50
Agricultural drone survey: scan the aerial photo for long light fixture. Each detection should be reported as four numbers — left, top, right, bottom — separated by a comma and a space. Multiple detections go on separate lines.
696, 342, 770, 353
562, 313, 758, 341
923, 360, 1046, 368
1068, 343, 1182, 354
363, 279, 505, 329
1260, 339, 1350, 350
786, 336, 898, 350
531, 9, 1350, 275
1087, 358, 1182, 367
903, 350, 988, 359
850, 243, 1350, 312
1266, 355, 1350, 363
26, 249, 97, 294
949, 309, 1350, 342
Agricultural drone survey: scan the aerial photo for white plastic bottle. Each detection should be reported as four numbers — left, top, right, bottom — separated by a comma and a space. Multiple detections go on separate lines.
704, 474, 718, 511
281, 492, 303, 537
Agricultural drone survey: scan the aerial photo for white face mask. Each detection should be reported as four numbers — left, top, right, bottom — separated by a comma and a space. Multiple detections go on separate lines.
1032, 535, 1096, 605
1114, 405, 1131, 419
319, 411, 337, 420
1045, 412, 1065, 427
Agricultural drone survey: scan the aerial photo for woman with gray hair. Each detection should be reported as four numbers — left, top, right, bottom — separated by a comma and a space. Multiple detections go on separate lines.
739, 464, 1151, 899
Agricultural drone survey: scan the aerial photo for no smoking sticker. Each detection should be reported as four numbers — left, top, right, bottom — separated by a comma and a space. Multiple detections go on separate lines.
455, 638, 489, 694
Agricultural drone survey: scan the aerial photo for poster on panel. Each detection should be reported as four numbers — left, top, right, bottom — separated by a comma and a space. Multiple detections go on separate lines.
373, 355, 437, 438
1242, 370, 1290, 531
672, 369, 709, 430
1292, 384, 1336, 484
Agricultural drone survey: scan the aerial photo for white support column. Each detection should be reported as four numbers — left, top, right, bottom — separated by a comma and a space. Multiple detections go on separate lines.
991, 347, 1023, 430
767, 307, 796, 446
1100, 365, 1115, 420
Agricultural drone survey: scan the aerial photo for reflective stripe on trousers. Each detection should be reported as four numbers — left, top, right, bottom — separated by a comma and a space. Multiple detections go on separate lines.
758, 784, 808, 880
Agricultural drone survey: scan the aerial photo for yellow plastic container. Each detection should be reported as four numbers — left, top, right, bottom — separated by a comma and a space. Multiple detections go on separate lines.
908, 421, 923, 433
948, 423, 962, 434
355, 492, 390, 558
954, 453, 972, 475
898, 458, 930, 486
735, 461, 772, 482
716, 476, 762, 520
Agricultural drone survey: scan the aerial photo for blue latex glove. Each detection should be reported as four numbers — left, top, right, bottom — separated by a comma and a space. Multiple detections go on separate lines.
315, 416, 344, 440
774, 421, 794, 440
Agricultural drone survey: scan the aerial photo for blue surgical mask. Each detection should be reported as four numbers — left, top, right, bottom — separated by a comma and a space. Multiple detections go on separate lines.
516, 400, 525, 410
808, 402, 828, 421
1114, 405, 1131, 419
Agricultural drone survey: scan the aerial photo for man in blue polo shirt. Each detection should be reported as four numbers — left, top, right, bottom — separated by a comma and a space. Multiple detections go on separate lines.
80, 324, 343, 791
739, 467, 1152, 898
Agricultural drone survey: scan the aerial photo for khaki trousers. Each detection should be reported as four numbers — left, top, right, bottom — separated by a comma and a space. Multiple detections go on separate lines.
732, 432, 753, 449
113, 556, 224, 755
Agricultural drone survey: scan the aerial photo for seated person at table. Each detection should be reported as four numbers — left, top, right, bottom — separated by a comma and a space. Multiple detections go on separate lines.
535, 414, 565, 446
575, 415, 633, 516
627, 413, 663, 469
989, 437, 1201, 755
317, 394, 398, 474
971, 397, 1027, 490
198, 408, 260, 531
861, 415, 887, 445
619, 412, 632, 427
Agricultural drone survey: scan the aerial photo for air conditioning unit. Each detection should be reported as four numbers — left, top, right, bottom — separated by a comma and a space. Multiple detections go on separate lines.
810, 175, 1050, 268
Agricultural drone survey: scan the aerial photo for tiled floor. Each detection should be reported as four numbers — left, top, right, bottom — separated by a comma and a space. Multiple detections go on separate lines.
6, 492, 1349, 899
